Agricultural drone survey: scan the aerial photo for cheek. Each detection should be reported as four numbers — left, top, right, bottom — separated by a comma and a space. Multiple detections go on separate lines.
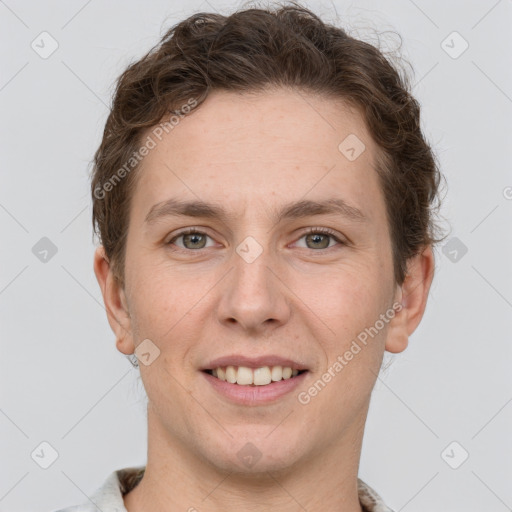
128, 263, 196, 337
307, 286, 388, 422
128, 268, 210, 381
313, 263, 385, 331
308, 263, 392, 382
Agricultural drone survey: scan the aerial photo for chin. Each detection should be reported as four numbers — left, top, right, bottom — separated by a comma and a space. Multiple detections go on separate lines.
197, 426, 307, 475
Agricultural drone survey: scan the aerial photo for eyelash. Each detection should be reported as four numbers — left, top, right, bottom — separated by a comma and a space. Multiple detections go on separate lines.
166, 227, 346, 252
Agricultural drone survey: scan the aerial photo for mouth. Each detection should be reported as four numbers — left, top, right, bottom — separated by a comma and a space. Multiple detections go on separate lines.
202, 365, 309, 386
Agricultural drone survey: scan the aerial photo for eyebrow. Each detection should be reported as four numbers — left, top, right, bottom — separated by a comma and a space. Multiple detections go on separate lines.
144, 197, 367, 225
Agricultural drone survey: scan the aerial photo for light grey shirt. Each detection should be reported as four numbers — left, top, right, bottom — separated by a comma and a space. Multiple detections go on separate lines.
53, 466, 395, 512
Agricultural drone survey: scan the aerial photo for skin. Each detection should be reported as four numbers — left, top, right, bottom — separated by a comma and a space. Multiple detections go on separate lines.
94, 87, 434, 512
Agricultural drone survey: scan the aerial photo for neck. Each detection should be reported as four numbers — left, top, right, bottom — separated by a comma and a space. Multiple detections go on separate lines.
123, 406, 367, 512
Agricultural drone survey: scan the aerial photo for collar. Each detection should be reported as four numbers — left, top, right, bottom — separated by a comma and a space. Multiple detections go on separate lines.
57, 465, 395, 512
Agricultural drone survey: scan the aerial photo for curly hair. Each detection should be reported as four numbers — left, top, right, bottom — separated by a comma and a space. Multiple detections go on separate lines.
91, 1, 446, 289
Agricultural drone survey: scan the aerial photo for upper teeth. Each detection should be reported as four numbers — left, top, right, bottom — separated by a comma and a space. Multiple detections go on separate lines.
211, 366, 300, 386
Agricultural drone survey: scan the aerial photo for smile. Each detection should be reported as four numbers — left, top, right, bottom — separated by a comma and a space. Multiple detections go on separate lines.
204, 365, 307, 386
202, 368, 308, 405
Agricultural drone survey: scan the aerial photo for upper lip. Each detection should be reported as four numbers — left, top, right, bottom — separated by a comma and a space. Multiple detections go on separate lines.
202, 354, 309, 371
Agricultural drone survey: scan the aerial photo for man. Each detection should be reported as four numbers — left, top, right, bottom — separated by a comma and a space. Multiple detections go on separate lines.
55, 2, 443, 511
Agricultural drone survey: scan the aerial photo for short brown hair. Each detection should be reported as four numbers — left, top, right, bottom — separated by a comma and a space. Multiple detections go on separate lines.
91, 2, 446, 289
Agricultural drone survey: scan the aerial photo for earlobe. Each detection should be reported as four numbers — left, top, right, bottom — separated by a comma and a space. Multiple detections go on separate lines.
385, 285, 408, 354
385, 245, 435, 354
93, 246, 135, 356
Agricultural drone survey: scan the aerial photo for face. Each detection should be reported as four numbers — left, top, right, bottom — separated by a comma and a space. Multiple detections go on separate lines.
95, 87, 430, 474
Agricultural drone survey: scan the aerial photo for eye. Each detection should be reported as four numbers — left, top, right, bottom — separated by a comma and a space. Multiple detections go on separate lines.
166, 228, 216, 250
294, 227, 345, 250
166, 227, 346, 252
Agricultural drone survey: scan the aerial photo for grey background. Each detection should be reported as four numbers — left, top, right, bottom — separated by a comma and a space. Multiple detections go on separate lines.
1, 0, 511, 510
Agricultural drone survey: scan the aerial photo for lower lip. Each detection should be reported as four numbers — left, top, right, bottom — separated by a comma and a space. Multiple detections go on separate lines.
202, 370, 308, 405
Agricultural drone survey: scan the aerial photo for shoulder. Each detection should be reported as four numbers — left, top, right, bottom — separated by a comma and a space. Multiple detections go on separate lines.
358, 478, 396, 512
52, 506, 99, 512
50, 466, 146, 512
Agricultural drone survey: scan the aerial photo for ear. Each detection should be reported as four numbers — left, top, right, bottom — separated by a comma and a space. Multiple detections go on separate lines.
385, 245, 435, 354
93, 246, 135, 356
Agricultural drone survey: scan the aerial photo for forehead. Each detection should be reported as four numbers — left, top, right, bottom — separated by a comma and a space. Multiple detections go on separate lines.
130, 88, 386, 228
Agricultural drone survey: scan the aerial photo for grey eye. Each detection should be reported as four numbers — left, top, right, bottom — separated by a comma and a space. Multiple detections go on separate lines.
304, 233, 331, 249
169, 231, 214, 250
181, 232, 208, 249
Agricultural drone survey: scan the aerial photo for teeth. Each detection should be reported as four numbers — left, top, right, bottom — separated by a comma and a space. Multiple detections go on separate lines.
225, 365, 237, 384
253, 367, 272, 385
236, 366, 253, 385
271, 366, 282, 381
210, 365, 302, 386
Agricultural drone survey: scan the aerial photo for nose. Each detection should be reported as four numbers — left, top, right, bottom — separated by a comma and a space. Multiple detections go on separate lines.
216, 239, 291, 336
